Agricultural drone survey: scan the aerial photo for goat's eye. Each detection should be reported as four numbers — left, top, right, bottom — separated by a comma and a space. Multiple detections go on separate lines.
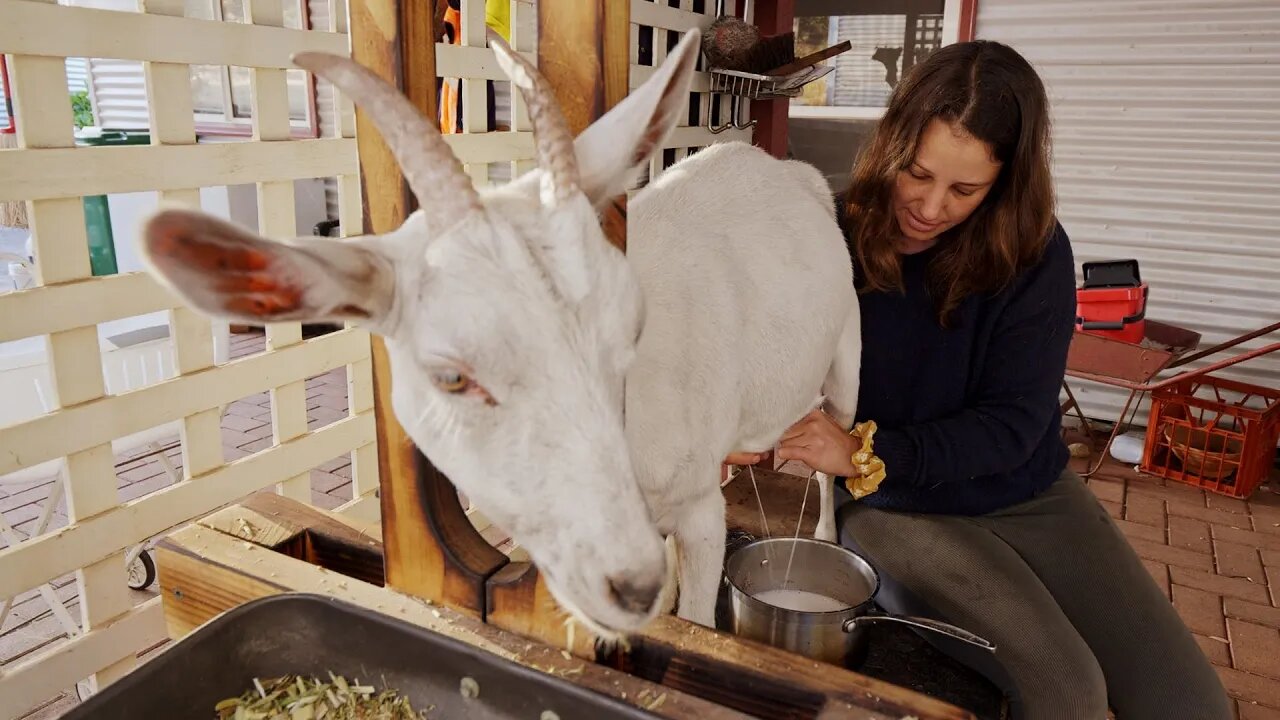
432, 370, 471, 394
427, 365, 496, 405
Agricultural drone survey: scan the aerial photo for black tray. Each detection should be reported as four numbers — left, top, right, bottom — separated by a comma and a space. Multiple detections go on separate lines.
64, 593, 660, 719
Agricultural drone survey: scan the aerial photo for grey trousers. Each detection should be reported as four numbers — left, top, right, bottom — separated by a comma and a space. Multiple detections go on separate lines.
837, 470, 1232, 720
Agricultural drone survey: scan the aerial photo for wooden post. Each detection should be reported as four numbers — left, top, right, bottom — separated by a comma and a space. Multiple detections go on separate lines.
534, 0, 629, 251
484, 0, 630, 652
350, 0, 631, 640
350, 0, 505, 617
959, 0, 979, 41
749, 0, 794, 159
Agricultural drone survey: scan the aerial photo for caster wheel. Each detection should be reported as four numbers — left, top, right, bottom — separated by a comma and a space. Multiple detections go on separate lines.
75, 679, 94, 702
127, 549, 157, 591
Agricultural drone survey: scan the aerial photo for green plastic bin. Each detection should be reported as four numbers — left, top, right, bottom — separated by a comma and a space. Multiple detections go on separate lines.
75, 129, 151, 276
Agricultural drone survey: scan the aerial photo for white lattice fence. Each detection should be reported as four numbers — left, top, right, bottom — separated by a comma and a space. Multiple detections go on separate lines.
436, 0, 537, 186
0, 0, 377, 714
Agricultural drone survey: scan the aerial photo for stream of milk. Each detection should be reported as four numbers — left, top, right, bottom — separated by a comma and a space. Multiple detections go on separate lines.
752, 588, 850, 613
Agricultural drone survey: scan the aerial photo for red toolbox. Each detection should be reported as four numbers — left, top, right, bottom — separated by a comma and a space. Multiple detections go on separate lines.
1075, 260, 1148, 344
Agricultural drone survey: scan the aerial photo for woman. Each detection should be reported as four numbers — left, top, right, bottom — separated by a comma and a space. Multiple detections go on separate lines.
729, 41, 1231, 719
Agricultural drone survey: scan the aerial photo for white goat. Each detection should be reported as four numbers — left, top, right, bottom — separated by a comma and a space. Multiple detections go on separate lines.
137, 29, 859, 636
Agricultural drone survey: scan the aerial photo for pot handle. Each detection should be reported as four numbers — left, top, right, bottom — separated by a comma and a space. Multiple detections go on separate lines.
843, 614, 996, 652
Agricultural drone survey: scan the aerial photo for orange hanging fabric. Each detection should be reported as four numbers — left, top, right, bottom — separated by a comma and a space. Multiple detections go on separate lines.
438, 3, 462, 134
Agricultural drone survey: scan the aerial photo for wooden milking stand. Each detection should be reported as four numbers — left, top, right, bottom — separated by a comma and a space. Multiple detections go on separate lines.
156, 2, 971, 717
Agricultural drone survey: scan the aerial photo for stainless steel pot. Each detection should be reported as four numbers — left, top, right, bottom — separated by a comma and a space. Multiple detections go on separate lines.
725, 537, 996, 666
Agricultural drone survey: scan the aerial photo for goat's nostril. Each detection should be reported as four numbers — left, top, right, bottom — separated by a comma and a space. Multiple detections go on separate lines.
607, 576, 662, 615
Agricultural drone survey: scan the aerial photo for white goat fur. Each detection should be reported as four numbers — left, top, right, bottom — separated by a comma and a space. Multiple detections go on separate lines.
136, 30, 860, 637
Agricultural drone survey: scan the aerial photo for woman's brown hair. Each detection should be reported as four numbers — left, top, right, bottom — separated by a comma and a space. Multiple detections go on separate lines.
841, 40, 1055, 325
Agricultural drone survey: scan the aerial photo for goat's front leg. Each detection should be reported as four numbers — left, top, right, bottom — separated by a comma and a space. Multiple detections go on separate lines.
814, 471, 836, 543
673, 490, 726, 628
655, 534, 680, 617
817, 305, 860, 545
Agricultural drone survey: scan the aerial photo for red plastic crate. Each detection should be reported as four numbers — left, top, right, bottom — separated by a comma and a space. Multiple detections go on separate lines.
1141, 374, 1280, 499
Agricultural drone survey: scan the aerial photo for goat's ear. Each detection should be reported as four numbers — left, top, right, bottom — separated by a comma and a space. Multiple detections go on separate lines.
140, 208, 396, 329
574, 28, 701, 209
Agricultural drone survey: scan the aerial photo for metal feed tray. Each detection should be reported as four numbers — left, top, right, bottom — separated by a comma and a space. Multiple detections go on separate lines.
63, 593, 660, 719
1067, 319, 1202, 385
705, 65, 836, 133
708, 65, 835, 101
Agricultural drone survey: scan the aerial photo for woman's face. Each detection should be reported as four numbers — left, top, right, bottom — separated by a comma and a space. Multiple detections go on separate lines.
892, 118, 1002, 255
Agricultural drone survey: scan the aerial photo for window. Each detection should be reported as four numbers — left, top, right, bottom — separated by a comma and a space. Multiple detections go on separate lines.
785, 1, 951, 192
185, 0, 319, 137
790, 1, 946, 120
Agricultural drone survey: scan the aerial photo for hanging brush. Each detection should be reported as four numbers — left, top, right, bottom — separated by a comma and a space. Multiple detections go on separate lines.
700, 14, 795, 75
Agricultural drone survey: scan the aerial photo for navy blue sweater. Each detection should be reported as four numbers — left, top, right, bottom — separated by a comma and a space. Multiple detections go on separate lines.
845, 221, 1077, 516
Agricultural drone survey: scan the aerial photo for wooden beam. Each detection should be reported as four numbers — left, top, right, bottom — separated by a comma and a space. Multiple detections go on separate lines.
201, 492, 385, 587
749, 0, 794, 159
620, 616, 975, 720
959, 0, 978, 41
482, 0, 632, 651
0, 140, 356, 202
486, 559, 597, 659
349, 0, 506, 617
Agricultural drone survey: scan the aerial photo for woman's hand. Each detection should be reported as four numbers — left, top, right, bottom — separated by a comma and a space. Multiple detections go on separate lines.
723, 451, 767, 466
776, 409, 860, 476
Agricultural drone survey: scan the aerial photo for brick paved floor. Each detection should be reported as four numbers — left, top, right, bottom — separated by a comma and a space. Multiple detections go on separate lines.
7, 331, 1279, 718
1065, 444, 1280, 719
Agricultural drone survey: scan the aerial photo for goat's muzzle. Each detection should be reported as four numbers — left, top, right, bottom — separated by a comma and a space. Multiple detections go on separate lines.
606, 575, 664, 616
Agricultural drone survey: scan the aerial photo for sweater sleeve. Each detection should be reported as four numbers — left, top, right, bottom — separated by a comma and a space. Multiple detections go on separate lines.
872, 223, 1077, 488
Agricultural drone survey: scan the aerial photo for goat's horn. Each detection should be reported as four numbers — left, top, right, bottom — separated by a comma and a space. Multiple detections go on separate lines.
486, 31, 580, 208
292, 52, 480, 232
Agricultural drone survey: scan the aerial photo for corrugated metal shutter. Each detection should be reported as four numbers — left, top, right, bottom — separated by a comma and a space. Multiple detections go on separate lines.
70, 0, 150, 129
310, 0, 346, 221
86, 57, 150, 129
65, 58, 90, 94
976, 0, 1280, 427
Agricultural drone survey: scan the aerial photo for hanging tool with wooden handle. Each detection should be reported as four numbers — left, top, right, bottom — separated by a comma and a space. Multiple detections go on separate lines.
765, 41, 853, 77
